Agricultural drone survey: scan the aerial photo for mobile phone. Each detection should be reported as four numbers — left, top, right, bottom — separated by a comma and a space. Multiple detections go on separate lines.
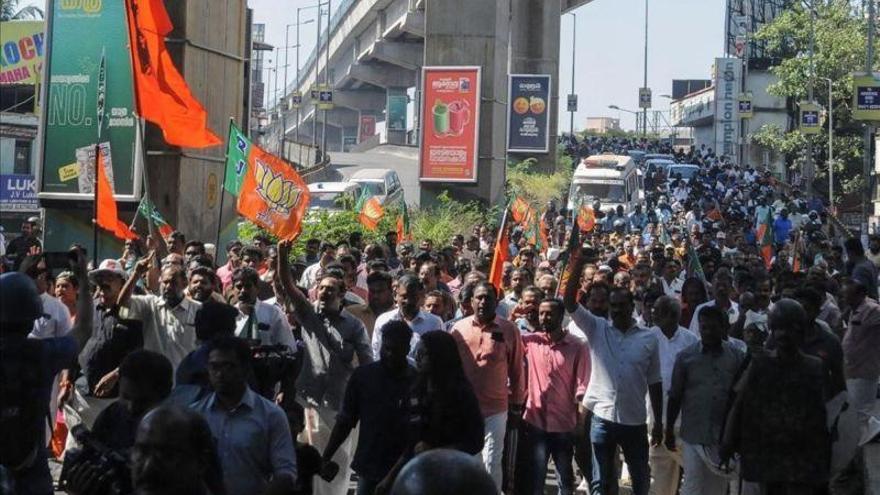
43, 252, 74, 270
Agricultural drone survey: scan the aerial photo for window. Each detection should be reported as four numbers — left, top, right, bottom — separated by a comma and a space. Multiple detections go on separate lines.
14, 140, 32, 175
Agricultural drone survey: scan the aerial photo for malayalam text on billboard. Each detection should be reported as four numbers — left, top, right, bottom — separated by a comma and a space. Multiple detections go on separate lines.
419, 66, 480, 182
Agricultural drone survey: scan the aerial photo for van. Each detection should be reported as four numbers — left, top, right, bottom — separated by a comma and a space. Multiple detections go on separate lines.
567, 154, 642, 213
346, 168, 405, 207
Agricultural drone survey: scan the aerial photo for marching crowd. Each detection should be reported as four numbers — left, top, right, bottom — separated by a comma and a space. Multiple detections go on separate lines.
1, 136, 879, 495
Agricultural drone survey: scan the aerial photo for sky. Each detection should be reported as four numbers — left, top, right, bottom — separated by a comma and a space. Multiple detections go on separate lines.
25, 0, 725, 131
248, 0, 726, 132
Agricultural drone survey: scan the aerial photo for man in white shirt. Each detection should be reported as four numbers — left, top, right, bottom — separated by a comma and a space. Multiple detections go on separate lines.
300, 241, 337, 290
647, 296, 699, 495
120, 263, 200, 369
21, 254, 72, 339
660, 259, 684, 301
372, 274, 443, 358
230, 267, 295, 349
688, 270, 747, 353
563, 238, 663, 495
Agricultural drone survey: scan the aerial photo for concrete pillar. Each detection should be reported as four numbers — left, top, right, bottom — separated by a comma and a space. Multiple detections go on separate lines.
421, 0, 511, 207
510, 0, 560, 173
386, 87, 408, 145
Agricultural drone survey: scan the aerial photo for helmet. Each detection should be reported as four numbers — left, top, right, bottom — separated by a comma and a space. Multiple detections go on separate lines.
0, 272, 44, 325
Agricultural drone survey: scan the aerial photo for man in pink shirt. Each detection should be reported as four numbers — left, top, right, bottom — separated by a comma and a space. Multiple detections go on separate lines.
215, 240, 242, 292
450, 281, 526, 490
521, 298, 590, 495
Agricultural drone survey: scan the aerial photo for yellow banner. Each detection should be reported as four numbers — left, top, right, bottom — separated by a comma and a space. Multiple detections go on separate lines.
0, 21, 44, 86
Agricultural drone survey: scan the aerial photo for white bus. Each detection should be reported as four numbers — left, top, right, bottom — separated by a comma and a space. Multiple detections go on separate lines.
567, 154, 643, 213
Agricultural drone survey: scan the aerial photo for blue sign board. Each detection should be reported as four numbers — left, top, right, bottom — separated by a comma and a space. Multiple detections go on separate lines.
0, 174, 38, 211
507, 74, 551, 153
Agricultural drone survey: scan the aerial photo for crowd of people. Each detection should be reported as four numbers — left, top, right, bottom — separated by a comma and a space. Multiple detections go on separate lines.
1, 136, 879, 495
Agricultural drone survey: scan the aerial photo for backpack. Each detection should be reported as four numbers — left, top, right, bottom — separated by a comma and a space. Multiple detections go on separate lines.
0, 338, 48, 470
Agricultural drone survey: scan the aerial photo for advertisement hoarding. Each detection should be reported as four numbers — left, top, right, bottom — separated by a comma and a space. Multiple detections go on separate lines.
853, 72, 880, 121
387, 94, 407, 132
0, 21, 44, 86
713, 57, 741, 163
38, 0, 141, 201
507, 74, 551, 153
359, 114, 376, 143
0, 174, 38, 211
419, 66, 480, 183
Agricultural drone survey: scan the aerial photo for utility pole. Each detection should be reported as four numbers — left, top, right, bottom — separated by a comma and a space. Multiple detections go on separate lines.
804, 0, 817, 197
312, 1, 321, 152
642, 0, 648, 138
569, 12, 576, 136
864, 0, 875, 234
824, 77, 833, 212
322, 0, 331, 154
282, 26, 290, 157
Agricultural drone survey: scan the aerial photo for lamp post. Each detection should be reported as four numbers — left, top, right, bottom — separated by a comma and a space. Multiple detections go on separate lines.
642, 0, 648, 138
322, 0, 331, 155
285, 17, 313, 157
822, 77, 834, 212
567, 12, 576, 136
608, 105, 639, 133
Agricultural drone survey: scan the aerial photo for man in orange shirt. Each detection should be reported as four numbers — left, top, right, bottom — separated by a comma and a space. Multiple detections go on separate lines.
450, 281, 526, 490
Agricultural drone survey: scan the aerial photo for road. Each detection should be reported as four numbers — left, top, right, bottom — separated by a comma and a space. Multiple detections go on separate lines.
327, 145, 421, 207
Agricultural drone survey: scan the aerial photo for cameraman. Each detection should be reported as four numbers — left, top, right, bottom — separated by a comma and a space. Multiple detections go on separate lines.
60, 350, 173, 495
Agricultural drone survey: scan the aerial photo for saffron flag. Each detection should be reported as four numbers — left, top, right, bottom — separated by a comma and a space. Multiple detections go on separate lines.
224, 122, 251, 195
125, 0, 221, 148
489, 210, 510, 292
396, 203, 411, 242
137, 198, 174, 238
577, 204, 596, 232
96, 147, 138, 241
237, 145, 310, 240
756, 209, 774, 270
359, 197, 385, 231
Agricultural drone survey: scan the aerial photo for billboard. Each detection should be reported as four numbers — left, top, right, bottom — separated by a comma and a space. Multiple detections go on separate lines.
713, 57, 741, 162
387, 94, 407, 132
0, 21, 44, 86
38, 0, 141, 201
0, 174, 38, 211
359, 114, 376, 143
507, 74, 550, 153
419, 66, 480, 183
853, 72, 880, 121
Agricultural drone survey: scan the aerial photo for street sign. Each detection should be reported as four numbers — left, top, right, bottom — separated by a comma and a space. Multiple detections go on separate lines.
738, 93, 753, 119
567, 94, 578, 112
852, 72, 880, 121
318, 85, 333, 110
639, 87, 652, 109
799, 101, 823, 134
309, 85, 319, 104
291, 92, 302, 109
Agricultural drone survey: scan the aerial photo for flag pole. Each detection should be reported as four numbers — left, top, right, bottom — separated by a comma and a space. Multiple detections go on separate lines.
94, 47, 107, 261
216, 117, 235, 253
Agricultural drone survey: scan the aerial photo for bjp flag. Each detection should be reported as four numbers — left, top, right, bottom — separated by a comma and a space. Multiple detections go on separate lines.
359, 197, 385, 231
237, 146, 310, 240
125, 0, 221, 148
577, 204, 596, 232
489, 219, 510, 292
96, 147, 138, 241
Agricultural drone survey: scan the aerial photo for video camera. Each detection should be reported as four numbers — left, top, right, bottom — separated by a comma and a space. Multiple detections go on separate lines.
245, 343, 302, 400
59, 425, 132, 495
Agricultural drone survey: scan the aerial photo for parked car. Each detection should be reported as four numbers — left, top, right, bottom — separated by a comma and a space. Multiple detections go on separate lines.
346, 168, 404, 206
307, 182, 363, 212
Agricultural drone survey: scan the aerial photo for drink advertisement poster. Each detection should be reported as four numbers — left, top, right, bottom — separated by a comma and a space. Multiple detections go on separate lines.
507, 74, 551, 153
419, 66, 480, 182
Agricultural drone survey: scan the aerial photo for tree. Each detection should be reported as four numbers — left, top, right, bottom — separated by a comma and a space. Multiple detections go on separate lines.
0, 0, 44, 21
751, 0, 875, 201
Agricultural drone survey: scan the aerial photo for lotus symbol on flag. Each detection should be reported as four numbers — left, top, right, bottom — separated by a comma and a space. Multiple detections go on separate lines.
255, 159, 301, 215
363, 199, 382, 221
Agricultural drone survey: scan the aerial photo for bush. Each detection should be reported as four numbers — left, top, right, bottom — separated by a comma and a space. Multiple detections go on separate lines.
506, 157, 572, 208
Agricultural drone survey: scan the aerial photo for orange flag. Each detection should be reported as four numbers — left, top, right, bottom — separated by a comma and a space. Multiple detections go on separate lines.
237, 145, 310, 240
125, 0, 221, 148
96, 148, 138, 241
359, 197, 385, 231
511, 197, 533, 225
577, 204, 596, 232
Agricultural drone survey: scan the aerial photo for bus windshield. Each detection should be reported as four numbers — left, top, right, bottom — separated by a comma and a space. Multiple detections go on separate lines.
569, 182, 626, 204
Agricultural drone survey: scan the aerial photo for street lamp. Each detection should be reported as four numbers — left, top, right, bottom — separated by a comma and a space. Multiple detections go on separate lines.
642, 0, 649, 138
285, 16, 314, 156
567, 12, 576, 136
609, 105, 639, 132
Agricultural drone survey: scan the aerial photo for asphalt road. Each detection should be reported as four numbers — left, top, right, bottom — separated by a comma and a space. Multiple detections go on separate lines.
328, 145, 421, 207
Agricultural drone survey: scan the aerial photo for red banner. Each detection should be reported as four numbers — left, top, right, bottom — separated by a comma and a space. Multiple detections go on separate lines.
419, 66, 480, 182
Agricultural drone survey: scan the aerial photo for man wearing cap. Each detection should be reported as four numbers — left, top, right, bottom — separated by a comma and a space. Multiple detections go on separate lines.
119, 255, 201, 370
0, 251, 91, 494
64, 258, 145, 448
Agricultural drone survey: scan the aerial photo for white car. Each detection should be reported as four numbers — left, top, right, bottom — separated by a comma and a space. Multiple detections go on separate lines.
346, 168, 404, 207
307, 182, 363, 212
666, 164, 701, 184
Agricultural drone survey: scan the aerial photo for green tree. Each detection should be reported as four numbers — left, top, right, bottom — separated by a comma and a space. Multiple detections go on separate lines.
0, 0, 43, 20
751, 0, 875, 201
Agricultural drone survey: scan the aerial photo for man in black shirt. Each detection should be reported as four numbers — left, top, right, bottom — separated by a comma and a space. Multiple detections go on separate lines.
321, 320, 415, 495
6, 217, 41, 268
